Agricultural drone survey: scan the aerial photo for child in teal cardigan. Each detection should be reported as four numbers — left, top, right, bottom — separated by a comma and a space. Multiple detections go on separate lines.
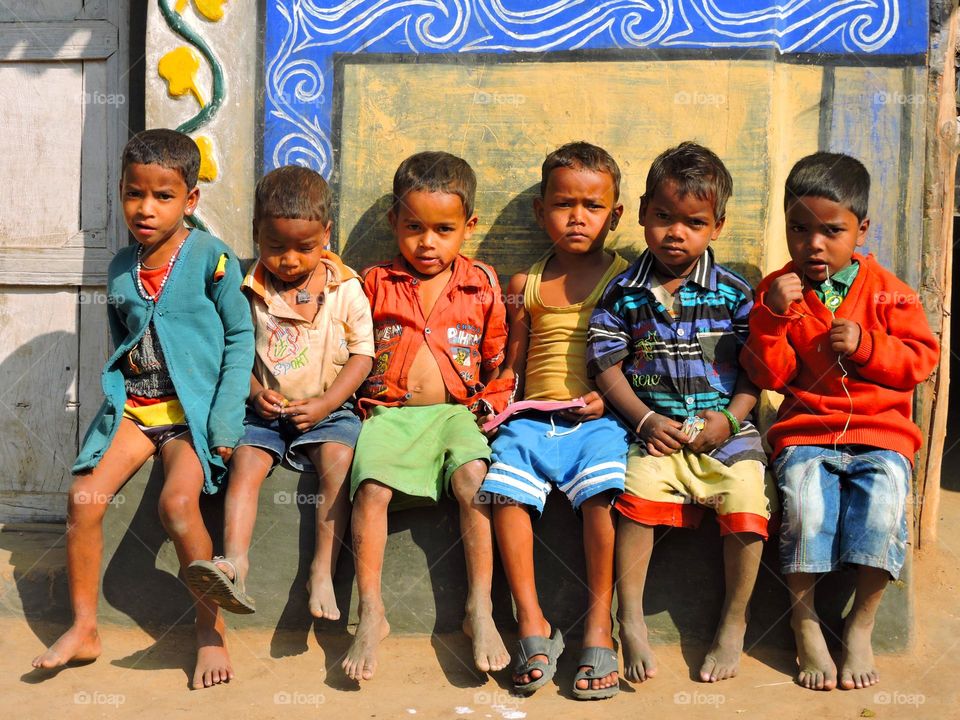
32, 130, 254, 690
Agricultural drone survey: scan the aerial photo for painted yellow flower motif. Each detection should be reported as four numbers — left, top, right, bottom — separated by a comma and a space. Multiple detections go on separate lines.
195, 136, 219, 181
158, 46, 205, 106
175, 0, 229, 22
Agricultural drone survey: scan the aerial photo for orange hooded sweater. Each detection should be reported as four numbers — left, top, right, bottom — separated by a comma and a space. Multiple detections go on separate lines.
741, 254, 939, 463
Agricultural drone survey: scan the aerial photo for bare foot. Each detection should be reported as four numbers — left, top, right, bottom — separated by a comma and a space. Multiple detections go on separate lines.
699, 618, 746, 682
618, 617, 658, 682
31, 625, 101, 669
462, 608, 509, 673
342, 602, 390, 681
792, 616, 837, 690
307, 565, 340, 620
193, 622, 234, 689
839, 617, 878, 690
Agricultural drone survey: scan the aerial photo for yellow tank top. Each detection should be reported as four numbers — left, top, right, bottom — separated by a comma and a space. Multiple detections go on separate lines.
523, 252, 629, 400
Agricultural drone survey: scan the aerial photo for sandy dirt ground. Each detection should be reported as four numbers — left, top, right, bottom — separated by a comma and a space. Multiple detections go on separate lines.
4, 490, 959, 720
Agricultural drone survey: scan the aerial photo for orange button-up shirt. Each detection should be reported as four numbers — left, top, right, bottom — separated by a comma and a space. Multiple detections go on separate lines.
359, 255, 510, 416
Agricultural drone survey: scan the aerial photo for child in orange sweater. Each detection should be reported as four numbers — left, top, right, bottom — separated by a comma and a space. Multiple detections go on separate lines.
742, 152, 939, 692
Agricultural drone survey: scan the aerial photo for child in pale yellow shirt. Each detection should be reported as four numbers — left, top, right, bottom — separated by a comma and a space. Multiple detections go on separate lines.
187, 166, 373, 624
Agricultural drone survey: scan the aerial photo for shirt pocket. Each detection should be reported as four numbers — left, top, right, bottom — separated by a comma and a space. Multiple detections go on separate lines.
696, 330, 739, 395
330, 319, 350, 366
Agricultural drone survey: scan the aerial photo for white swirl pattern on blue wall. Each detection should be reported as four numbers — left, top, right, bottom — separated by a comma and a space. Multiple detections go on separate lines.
264, 0, 924, 174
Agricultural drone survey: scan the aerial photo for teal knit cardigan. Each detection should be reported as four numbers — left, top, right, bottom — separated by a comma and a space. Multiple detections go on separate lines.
73, 230, 254, 494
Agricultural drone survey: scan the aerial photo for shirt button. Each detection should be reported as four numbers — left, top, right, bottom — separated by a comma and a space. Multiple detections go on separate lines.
404, 393, 412, 400
424, 327, 431, 334
411, 278, 419, 286
686, 397, 694, 405
676, 328, 685, 337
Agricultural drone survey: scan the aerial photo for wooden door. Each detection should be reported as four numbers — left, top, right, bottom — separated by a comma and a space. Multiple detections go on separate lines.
0, 1, 128, 521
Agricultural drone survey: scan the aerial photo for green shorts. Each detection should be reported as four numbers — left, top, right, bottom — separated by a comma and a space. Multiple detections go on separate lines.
350, 404, 491, 507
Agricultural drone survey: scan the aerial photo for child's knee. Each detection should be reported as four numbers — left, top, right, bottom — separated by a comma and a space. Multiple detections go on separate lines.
157, 492, 197, 535
354, 479, 392, 507
67, 479, 112, 522
450, 460, 487, 503
230, 445, 274, 477
317, 442, 354, 476
580, 490, 617, 513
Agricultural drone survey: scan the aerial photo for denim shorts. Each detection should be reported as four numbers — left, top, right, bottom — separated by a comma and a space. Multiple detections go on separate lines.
774, 444, 911, 578
237, 404, 361, 472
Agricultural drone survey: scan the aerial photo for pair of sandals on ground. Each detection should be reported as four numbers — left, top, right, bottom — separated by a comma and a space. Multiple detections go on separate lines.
514, 629, 619, 700
186, 556, 616, 699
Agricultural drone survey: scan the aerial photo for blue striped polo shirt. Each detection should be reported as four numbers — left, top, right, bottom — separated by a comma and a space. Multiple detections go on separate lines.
586, 248, 765, 466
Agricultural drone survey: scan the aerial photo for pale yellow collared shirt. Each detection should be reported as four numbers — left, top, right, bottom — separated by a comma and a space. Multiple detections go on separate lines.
243, 252, 375, 402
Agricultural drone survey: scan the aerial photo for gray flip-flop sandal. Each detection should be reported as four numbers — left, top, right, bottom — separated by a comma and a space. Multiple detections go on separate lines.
512, 628, 564, 695
572, 646, 620, 700
185, 557, 256, 614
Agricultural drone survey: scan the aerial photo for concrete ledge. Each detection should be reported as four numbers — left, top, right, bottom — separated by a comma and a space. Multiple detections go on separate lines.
0, 461, 912, 652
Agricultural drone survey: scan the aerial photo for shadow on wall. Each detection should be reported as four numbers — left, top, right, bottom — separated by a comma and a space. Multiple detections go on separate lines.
474, 183, 552, 280
341, 186, 557, 280
340, 193, 394, 271
335, 183, 772, 289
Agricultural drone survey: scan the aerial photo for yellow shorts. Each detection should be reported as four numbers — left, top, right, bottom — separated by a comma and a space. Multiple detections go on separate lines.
614, 444, 780, 538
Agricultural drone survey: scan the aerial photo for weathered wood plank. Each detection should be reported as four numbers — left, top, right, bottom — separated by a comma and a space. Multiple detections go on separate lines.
0, 20, 117, 61
0, 63, 83, 249
0, 491, 68, 522
80, 59, 110, 233
78, 287, 109, 446
0, 288, 79, 518
917, 0, 957, 547
0, 244, 114, 285
0, 1, 83, 23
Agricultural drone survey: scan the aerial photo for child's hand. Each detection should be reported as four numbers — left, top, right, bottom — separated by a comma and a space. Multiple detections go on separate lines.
766, 273, 804, 315
686, 410, 731, 454
561, 391, 605, 422
283, 397, 331, 432
830, 318, 861, 356
253, 388, 287, 420
641, 414, 687, 457
477, 413, 498, 438
213, 446, 234, 463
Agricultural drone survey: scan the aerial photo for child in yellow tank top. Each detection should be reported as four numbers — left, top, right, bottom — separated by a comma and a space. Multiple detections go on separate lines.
479, 142, 630, 700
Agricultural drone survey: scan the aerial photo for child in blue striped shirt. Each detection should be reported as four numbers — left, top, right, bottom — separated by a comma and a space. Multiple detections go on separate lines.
588, 142, 777, 686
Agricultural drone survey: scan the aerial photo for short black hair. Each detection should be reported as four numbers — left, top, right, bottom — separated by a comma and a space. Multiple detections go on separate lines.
642, 141, 733, 220
122, 129, 200, 189
540, 141, 622, 201
784, 152, 870, 222
392, 151, 477, 219
254, 165, 333, 226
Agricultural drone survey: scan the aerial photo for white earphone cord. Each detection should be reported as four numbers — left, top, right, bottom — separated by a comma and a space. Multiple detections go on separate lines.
825, 264, 854, 449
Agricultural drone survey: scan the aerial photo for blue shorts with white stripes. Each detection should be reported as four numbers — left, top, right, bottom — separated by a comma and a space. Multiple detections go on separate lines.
479, 412, 629, 515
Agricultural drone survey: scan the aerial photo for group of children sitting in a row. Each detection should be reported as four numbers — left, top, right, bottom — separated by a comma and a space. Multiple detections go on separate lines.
32, 129, 939, 700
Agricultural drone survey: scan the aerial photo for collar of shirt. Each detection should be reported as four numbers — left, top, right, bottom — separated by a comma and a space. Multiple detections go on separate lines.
812, 259, 860, 301
382, 254, 486, 291
614, 246, 718, 293
242, 252, 359, 322
243, 250, 357, 297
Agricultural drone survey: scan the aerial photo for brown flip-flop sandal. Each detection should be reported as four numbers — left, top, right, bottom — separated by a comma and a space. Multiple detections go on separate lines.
185, 557, 256, 614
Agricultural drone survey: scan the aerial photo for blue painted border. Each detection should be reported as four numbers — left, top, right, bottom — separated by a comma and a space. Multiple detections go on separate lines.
264, 1, 927, 175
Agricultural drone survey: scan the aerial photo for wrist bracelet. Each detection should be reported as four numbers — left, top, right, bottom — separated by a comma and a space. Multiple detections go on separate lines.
636, 410, 656, 436
720, 408, 740, 435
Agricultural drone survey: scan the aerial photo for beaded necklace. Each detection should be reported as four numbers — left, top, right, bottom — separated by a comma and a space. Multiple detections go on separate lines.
135, 235, 188, 301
